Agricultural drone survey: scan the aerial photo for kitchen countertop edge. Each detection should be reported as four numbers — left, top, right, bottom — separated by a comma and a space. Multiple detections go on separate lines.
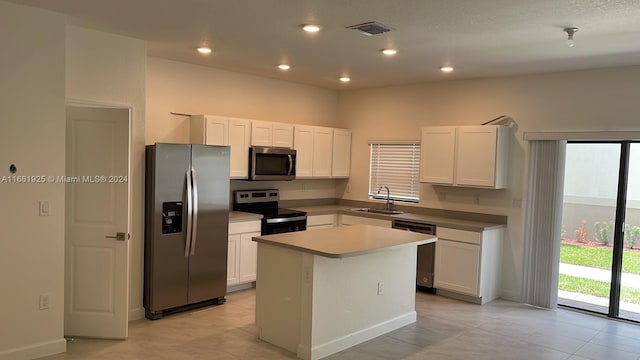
229, 211, 263, 222
288, 205, 505, 232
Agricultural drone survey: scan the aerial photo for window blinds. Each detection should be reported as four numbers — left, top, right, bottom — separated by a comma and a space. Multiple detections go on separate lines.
368, 143, 421, 202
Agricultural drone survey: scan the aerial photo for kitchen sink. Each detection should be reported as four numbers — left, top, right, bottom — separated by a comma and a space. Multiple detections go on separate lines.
350, 208, 405, 215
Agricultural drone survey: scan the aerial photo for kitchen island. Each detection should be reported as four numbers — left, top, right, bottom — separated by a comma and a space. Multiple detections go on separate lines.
254, 224, 436, 360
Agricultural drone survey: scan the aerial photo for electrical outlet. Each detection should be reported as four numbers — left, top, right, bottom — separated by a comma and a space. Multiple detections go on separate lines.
345, 182, 351, 193
377, 282, 384, 295
39, 294, 50, 310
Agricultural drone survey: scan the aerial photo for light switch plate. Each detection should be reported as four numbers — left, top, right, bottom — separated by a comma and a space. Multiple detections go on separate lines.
39, 200, 50, 216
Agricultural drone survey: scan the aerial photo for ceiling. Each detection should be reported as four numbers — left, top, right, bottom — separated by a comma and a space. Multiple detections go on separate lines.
7, 0, 640, 89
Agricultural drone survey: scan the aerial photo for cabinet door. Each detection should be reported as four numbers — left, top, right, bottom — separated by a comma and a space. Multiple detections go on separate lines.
294, 125, 314, 178
190, 115, 228, 145
228, 118, 250, 179
239, 232, 260, 283
312, 127, 333, 177
227, 234, 240, 286
420, 127, 455, 184
332, 129, 351, 177
272, 123, 293, 148
434, 239, 480, 296
251, 120, 273, 147
455, 126, 498, 187
205, 116, 228, 146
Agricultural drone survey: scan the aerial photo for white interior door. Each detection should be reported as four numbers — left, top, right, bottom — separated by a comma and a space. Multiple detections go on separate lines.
65, 105, 130, 339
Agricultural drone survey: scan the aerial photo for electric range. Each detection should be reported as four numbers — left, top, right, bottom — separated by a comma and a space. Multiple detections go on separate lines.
233, 189, 307, 235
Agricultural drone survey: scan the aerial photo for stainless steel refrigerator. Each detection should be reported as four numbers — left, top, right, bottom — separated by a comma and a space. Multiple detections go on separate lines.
144, 143, 230, 319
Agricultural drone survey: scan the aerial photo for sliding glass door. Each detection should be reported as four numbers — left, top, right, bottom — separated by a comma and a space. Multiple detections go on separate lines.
619, 143, 640, 321
559, 141, 640, 321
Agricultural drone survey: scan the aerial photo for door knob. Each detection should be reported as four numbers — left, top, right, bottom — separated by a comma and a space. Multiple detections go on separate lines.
105, 232, 127, 241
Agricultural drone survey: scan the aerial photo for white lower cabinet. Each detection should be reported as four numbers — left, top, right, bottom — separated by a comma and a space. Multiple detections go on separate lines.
434, 226, 503, 304
339, 214, 391, 228
306, 214, 336, 230
434, 239, 480, 296
228, 220, 261, 287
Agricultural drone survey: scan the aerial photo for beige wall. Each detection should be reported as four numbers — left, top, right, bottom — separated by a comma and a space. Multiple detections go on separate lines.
66, 26, 147, 320
0, 2, 66, 358
146, 57, 339, 145
337, 66, 640, 300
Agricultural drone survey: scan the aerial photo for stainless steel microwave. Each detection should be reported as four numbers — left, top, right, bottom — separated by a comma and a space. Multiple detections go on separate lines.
249, 146, 296, 181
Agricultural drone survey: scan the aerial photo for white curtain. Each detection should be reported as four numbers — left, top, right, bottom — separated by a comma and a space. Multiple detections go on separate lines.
522, 140, 566, 309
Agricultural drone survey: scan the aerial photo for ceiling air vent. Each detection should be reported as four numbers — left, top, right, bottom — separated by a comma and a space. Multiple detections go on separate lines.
346, 21, 394, 36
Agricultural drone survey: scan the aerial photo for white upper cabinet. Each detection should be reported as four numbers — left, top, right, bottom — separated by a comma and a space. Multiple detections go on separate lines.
251, 120, 293, 148
420, 127, 456, 184
294, 125, 314, 177
190, 115, 250, 179
332, 129, 351, 178
455, 126, 509, 188
312, 126, 333, 177
294, 125, 338, 178
250, 120, 272, 147
227, 118, 251, 179
272, 123, 294, 148
420, 125, 509, 189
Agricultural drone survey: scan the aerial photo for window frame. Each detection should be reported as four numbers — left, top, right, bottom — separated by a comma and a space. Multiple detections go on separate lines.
368, 141, 421, 203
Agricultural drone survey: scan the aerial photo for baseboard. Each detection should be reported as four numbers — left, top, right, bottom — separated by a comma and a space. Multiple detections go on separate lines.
129, 307, 145, 321
0, 338, 66, 360
297, 311, 416, 360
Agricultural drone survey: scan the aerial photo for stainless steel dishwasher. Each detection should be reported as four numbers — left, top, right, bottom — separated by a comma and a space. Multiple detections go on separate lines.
392, 219, 437, 293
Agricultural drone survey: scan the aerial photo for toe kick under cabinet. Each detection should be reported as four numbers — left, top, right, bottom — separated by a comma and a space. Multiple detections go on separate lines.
434, 226, 504, 304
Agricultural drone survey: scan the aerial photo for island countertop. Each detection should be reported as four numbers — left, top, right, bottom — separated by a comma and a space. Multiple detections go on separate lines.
253, 224, 436, 258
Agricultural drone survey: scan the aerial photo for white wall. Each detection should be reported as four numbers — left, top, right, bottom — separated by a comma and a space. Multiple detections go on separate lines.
0, 2, 66, 359
338, 66, 640, 300
66, 26, 147, 320
146, 57, 340, 144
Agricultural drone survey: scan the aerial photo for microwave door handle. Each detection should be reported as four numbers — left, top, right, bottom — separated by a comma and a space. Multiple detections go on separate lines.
288, 154, 293, 175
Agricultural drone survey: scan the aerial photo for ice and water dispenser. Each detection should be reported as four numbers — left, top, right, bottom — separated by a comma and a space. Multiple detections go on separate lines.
162, 202, 183, 234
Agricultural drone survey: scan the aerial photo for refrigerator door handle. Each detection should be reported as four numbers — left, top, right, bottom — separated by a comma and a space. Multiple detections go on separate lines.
185, 169, 193, 257
190, 167, 199, 256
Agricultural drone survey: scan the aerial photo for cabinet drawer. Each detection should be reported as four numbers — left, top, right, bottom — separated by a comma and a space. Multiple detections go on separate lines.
229, 220, 261, 234
436, 227, 481, 245
307, 214, 336, 227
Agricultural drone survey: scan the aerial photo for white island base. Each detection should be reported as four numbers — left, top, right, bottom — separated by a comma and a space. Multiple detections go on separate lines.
254, 225, 435, 360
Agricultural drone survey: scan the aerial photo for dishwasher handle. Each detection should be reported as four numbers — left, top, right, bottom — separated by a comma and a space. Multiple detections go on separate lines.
392, 220, 436, 235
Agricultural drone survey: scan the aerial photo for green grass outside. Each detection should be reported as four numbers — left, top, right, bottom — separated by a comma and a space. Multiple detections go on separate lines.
560, 243, 640, 275
559, 274, 640, 304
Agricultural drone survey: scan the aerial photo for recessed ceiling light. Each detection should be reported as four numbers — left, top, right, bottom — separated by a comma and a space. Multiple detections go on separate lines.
301, 24, 321, 33
440, 66, 454, 73
278, 64, 291, 71
197, 46, 212, 54
381, 49, 397, 56
339, 76, 351, 83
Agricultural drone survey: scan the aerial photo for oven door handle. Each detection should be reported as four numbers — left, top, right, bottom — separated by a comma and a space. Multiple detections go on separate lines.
265, 216, 307, 224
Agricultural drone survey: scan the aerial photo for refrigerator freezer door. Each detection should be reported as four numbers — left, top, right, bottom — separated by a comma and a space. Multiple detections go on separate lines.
145, 143, 191, 313
188, 145, 230, 304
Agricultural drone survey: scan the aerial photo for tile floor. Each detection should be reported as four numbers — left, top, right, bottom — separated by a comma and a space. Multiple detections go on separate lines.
42, 289, 640, 360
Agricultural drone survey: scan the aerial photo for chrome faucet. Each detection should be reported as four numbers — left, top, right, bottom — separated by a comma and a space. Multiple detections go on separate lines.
377, 185, 394, 211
